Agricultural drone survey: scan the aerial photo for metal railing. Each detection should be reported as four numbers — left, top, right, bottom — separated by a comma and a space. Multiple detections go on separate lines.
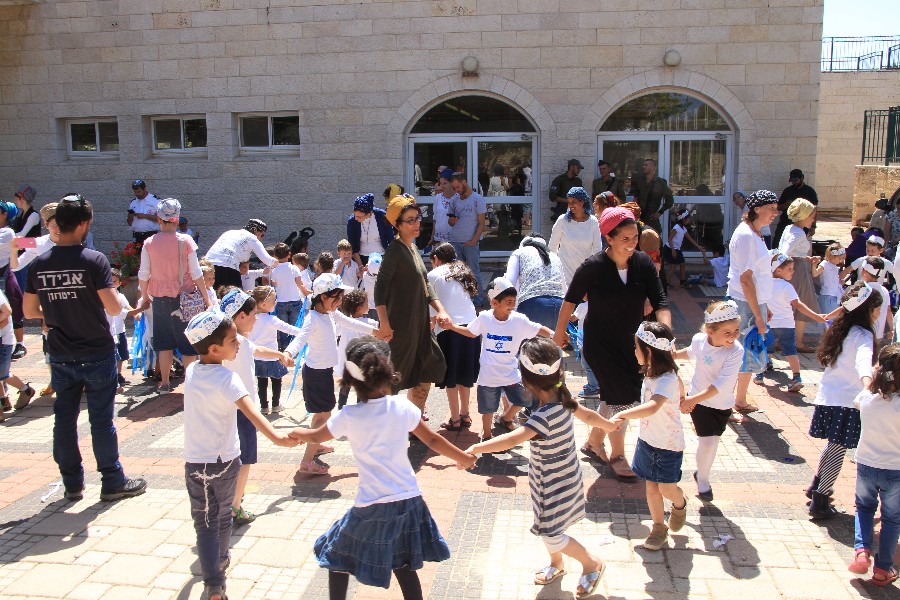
822, 36, 900, 71
862, 107, 900, 165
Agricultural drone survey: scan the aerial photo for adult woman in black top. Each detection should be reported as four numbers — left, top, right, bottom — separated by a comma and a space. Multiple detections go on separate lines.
553, 207, 671, 480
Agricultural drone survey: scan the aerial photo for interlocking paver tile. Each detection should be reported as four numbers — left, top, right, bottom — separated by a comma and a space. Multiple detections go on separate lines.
88, 554, 171, 586
3, 563, 92, 598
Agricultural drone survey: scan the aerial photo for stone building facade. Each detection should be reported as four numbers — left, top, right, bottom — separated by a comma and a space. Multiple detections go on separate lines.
0, 0, 824, 256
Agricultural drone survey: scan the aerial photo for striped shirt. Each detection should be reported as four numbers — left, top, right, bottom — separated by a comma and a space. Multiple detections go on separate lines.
524, 402, 585, 536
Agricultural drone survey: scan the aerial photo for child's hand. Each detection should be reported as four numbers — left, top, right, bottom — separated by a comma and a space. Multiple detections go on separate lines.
273, 433, 301, 448
457, 452, 477, 470
816, 313, 827, 323
601, 417, 623, 432
287, 428, 307, 442
680, 398, 697, 414
279, 352, 295, 367
464, 444, 481, 456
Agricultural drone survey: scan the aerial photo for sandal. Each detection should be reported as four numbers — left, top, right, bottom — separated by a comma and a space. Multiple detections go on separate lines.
494, 417, 517, 432
231, 506, 256, 527
315, 444, 335, 456
871, 566, 899, 587
580, 443, 609, 464
609, 455, 637, 481
441, 418, 463, 431
848, 548, 872, 574
576, 563, 606, 598
298, 460, 329, 475
459, 414, 473, 428
534, 565, 566, 585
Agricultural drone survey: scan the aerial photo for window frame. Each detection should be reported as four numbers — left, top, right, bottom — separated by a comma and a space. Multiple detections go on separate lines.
150, 115, 208, 155
237, 112, 301, 152
66, 118, 120, 158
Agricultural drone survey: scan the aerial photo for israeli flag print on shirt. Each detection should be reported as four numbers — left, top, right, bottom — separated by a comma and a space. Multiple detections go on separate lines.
466, 311, 542, 387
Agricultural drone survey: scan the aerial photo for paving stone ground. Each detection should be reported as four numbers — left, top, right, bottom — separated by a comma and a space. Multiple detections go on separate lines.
2, 239, 899, 599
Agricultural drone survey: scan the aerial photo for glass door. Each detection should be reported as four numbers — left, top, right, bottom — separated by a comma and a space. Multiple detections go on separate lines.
597, 136, 663, 202
408, 137, 469, 248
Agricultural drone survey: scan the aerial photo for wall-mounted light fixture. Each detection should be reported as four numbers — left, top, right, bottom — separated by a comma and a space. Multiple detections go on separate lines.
462, 56, 479, 78
663, 49, 681, 67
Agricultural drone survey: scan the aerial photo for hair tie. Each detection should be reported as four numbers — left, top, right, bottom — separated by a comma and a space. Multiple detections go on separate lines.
345, 361, 366, 382
555, 381, 562, 388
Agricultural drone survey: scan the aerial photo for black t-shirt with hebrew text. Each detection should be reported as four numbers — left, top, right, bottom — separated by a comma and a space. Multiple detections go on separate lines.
26, 245, 115, 355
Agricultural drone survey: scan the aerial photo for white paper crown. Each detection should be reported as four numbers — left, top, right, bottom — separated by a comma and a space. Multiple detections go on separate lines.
770, 252, 791, 272
830, 247, 846, 256
677, 210, 689, 220
868, 235, 886, 247
636, 322, 675, 352
705, 300, 740, 324
219, 289, 250, 319
842, 283, 873, 312
520, 350, 562, 376
185, 309, 226, 345
862, 261, 884, 278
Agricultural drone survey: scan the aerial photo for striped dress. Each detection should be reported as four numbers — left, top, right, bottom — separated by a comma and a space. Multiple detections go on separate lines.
523, 402, 586, 536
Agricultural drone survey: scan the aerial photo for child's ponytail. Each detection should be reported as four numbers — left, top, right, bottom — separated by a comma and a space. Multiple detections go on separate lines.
341, 336, 400, 401
555, 379, 578, 412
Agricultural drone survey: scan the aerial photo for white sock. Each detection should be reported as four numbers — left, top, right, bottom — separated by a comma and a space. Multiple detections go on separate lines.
695, 436, 719, 492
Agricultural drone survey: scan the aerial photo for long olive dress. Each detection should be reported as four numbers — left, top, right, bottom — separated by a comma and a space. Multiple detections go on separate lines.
374, 238, 446, 393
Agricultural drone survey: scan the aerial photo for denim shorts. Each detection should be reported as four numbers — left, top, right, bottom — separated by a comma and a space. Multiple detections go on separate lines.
631, 438, 684, 484
0, 343, 11, 380
768, 327, 797, 357
151, 296, 197, 356
477, 383, 530, 414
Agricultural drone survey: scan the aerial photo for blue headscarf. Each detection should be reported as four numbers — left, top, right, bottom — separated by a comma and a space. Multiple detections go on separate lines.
0, 201, 18, 222
564, 186, 592, 222
354, 193, 375, 214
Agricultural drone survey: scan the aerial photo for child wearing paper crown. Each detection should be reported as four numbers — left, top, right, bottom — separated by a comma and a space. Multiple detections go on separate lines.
182, 310, 300, 600
859, 257, 893, 342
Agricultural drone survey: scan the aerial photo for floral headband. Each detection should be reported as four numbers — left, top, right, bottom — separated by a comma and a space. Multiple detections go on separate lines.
842, 283, 873, 312
705, 300, 740, 324
636, 322, 675, 352
520, 350, 562, 376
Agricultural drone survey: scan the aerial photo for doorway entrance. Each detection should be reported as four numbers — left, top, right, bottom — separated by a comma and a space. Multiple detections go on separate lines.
598, 93, 734, 255
406, 95, 538, 257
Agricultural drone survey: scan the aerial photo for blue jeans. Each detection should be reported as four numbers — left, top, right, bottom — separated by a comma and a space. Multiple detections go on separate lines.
517, 295, 563, 329
185, 458, 240, 586
49, 351, 126, 493
451, 242, 483, 306
275, 300, 302, 350
855, 463, 900, 572
581, 355, 599, 393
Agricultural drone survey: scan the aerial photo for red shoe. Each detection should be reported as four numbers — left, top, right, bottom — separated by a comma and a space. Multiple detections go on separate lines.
848, 548, 871, 574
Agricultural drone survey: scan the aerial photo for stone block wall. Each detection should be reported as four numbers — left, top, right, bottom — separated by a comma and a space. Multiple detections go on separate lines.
0, 0, 823, 254
852, 165, 900, 225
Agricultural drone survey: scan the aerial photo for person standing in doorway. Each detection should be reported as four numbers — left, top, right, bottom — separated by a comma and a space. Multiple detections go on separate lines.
772, 168, 819, 247
126, 179, 161, 245
592, 160, 626, 203
449, 173, 487, 307
630, 159, 674, 235
549, 159, 583, 222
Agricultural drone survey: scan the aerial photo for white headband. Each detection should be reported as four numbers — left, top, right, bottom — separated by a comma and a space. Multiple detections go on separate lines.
636, 322, 675, 352
862, 261, 883, 277
344, 361, 366, 381
868, 236, 886, 247
830, 247, 846, 256
520, 351, 562, 376
677, 210, 689, 220
705, 300, 740, 324
842, 283, 873, 312
770, 253, 791, 272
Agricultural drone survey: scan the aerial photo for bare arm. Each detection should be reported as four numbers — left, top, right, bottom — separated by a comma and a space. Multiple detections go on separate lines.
553, 300, 578, 348
236, 396, 301, 447
613, 394, 667, 421
446, 322, 478, 338
789, 299, 826, 322
97, 287, 124, 316
412, 421, 476, 468
573, 404, 621, 432
467, 425, 536, 454
23, 292, 41, 319
288, 422, 335, 445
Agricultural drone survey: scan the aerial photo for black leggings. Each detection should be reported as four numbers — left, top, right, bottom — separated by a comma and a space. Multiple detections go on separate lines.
328, 567, 421, 600
257, 377, 282, 408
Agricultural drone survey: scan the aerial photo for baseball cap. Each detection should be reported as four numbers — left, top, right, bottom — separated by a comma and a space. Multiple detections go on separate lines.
486, 277, 516, 301
788, 169, 803, 182
312, 273, 353, 298
567, 159, 584, 169
131, 179, 146, 189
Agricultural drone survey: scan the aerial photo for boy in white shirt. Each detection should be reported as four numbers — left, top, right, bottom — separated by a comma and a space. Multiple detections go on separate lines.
758, 253, 827, 391
0, 288, 34, 420
859, 257, 893, 341
269, 243, 306, 350
182, 310, 300, 600
362, 252, 381, 319
447, 277, 552, 442
845, 236, 893, 284
239, 261, 265, 292
333, 239, 360, 289
107, 269, 146, 393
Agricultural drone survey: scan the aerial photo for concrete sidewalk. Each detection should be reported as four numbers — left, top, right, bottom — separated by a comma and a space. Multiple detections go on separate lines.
0, 278, 894, 599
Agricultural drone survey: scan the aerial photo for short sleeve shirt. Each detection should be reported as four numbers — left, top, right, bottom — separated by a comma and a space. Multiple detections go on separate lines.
26, 245, 115, 355
448, 192, 487, 243
685, 333, 743, 410
128, 193, 161, 233
637, 372, 684, 451
768, 278, 799, 329
183, 362, 248, 463
466, 310, 541, 387
727, 222, 773, 304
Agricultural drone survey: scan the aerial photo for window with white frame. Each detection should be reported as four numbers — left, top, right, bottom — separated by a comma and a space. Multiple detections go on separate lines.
238, 113, 300, 149
152, 116, 207, 152
67, 119, 119, 156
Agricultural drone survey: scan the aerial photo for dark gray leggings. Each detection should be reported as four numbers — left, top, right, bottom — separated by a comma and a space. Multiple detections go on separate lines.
328, 567, 422, 600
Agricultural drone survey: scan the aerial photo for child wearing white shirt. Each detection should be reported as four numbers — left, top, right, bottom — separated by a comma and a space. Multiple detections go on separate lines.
248, 286, 303, 413
859, 257, 893, 341
239, 261, 265, 292
845, 236, 893, 284
446, 278, 552, 441
813, 243, 846, 315
362, 252, 381, 319
0, 288, 34, 418
336, 290, 379, 409
334, 239, 360, 289
182, 310, 299, 600
270, 243, 306, 350
107, 269, 146, 393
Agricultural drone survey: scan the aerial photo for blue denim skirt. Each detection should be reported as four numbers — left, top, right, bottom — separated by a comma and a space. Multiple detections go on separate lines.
631, 438, 684, 484
314, 495, 450, 588
254, 359, 288, 379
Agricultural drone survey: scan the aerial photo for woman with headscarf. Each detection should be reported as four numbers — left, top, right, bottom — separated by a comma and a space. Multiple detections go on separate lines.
733, 189, 772, 248
549, 187, 602, 286
553, 207, 671, 480
374, 194, 451, 416
205, 219, 278, 289
728, 190, 780, 419
778, 198, 822, 352
346, 193, 394, 269
138, 199, 215, 393
503, 235, 566, 328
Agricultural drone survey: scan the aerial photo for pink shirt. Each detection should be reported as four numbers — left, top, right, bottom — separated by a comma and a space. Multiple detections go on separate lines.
138, 232, 203, 298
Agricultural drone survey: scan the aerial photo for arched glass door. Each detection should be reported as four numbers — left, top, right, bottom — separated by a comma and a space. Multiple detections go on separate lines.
598, 93, 733, 254
407, 95, 538, 256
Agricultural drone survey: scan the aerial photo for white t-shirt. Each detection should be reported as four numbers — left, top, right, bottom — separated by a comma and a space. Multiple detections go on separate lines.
327, 395, 422, 507
548, 215, 603, 286
334, 259, 360, 289
336, 316, 378, 375
358, 214, 385, 256
727, 221, 773, 305
768, 278, 799, 329
12, 234, 55, 272
815, 325, 874, 408
285, 309, 376, 369
710, 255, 729, 288
855, 391, 900, 470
241, 268, 264, 292
871, 282, 891, 341
0, 228, 13, 268
778, 224, 811, 258
466, 310, 541, 387
685, 333, 743, 411
129, 193, 161, 233
0, 290, 13, 345
668, 224, 687, 250
432, 193, 456, 243
106, 291, 129, 337
819, 261, 843, 298
223, 333, 259, 405
637, 371, 684, 452
270, 262, 303, 303
362, 271, 377, 309
183, 362, 247, 463
249, 313, 302, 361
428, 264, 477, 333
206, 229, 277, 271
